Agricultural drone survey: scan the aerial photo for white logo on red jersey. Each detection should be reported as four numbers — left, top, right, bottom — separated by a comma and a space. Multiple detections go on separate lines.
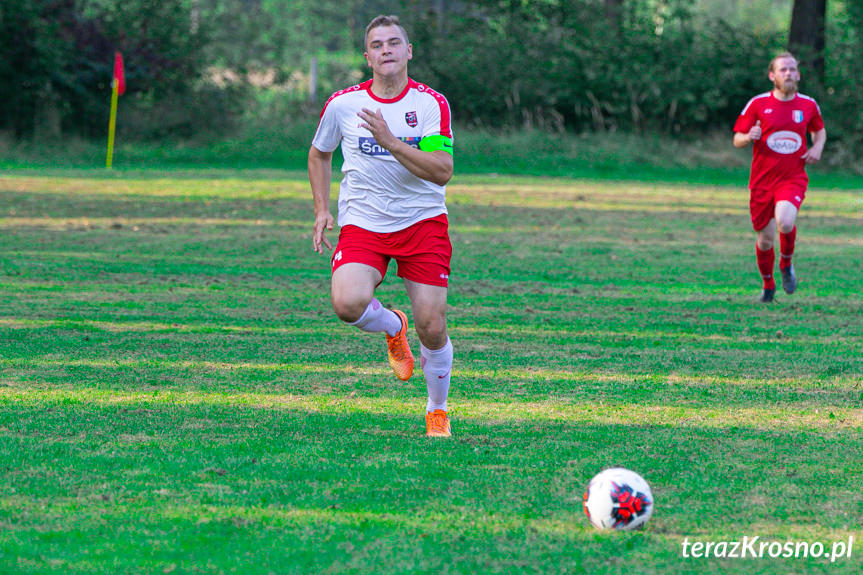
766, 131, 802, 155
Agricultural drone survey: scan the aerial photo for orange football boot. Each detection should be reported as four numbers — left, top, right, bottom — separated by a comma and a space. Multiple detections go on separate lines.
425, 409, 452, 437
385, 309, 414, 381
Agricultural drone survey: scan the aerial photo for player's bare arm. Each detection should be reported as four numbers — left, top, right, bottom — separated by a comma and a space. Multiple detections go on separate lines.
802, 128, 826, 164
308, 145, 335, 253
733, 121, 761, 148
357, 107, 454, 186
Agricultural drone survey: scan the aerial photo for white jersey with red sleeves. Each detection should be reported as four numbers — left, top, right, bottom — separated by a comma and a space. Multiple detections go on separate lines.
733, 92, 824, 191
311, 78, 453, 233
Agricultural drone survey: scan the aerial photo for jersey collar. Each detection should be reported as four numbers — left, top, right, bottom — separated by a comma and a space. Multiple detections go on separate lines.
364, 78, 416, 103
771, 90, 798, 104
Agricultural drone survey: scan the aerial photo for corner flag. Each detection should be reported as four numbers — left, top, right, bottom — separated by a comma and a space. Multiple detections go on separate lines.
113, 51, 126, 95
106, 51, 125, 168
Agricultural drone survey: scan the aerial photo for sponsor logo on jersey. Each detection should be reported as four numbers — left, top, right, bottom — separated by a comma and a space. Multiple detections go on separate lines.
405, 111, 418, 127
766, 131, 802, 155
793, 110, 804, 123
359, 137, 422, 156
765, 108, 773, 114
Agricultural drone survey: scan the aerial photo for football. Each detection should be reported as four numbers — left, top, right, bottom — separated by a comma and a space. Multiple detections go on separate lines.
583, 467, 654, 530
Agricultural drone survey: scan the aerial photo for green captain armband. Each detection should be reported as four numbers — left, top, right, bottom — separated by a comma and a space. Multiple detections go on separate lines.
419, 135, 454, 156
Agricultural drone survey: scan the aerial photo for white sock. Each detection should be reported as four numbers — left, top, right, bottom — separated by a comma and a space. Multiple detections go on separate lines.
422, 337, 452, 412
348, 298, 401, 336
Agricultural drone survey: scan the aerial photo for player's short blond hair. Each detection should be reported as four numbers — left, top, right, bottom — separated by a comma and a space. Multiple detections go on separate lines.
769, 52, 798, 73
364, 15, 409, 48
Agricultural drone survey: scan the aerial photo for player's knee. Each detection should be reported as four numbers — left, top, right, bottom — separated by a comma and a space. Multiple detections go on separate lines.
414, 315, 447, 347
331, 293, 367, 323
777, 220, 795, 234
756, 237, 773, 251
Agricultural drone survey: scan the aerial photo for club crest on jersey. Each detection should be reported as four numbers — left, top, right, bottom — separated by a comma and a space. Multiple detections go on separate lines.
405, 111, 418, 127
793, 110, 804, 123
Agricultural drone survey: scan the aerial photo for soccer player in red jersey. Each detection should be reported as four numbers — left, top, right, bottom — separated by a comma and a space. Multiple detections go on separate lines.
733, 53, 826, 302
309, 15, 455, 437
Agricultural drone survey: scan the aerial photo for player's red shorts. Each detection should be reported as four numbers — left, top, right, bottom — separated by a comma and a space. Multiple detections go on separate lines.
749, 182, 806, 231
331, 213, 452, 287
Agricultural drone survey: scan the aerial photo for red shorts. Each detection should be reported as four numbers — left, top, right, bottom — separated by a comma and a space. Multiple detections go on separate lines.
331, 214, 452, 287
749, 182, 806, 231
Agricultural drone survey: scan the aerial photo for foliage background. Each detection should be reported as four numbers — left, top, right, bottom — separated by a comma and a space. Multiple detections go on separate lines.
1, 0, 861, 170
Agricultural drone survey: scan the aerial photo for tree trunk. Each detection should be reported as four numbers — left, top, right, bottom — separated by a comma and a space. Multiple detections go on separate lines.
35, 83, 62, 141
789, 0, 826, 81
605, 0, 624, 31
435, 0, 445, 34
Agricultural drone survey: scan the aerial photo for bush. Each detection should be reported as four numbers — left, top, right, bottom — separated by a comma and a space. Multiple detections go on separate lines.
819, 3, 863, 172
118, 81, 250, 142
408, 0, 785, 134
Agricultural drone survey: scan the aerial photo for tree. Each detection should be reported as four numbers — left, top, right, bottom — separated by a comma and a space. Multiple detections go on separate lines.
0, 0, 77, 137
789, 0, 827, 80
0, 0, 207, 138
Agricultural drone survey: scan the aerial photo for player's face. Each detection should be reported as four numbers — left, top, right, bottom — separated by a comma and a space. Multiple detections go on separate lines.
769, 57, 800, 95
364, 25, 412, 78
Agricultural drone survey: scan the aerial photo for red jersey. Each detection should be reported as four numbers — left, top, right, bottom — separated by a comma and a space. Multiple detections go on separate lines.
733, 92, 824, 191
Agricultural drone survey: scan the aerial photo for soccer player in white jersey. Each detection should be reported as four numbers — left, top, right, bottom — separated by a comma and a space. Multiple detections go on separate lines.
309, 15, 456, 437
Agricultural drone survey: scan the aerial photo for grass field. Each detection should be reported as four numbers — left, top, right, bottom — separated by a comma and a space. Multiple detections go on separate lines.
0, 169, 861, 574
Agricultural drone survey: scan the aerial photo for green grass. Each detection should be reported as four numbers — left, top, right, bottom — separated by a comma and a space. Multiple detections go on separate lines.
0, 170, 861, 573
5, 128, 863, 189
